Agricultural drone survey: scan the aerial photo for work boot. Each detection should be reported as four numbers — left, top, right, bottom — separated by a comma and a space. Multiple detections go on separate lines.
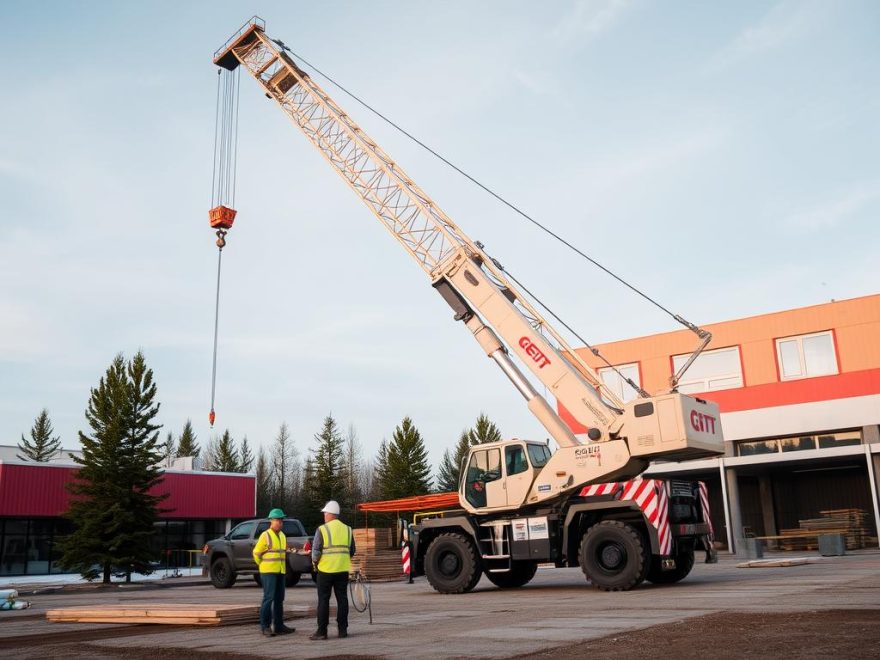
275, 624, 296, 635
338, 628, 348, 638
309, 630, 328, 641
261, 627, 276, 637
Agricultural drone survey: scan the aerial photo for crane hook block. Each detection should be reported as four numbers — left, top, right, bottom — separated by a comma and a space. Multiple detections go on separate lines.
209, 205, 237, 230
209, 409, 216, 427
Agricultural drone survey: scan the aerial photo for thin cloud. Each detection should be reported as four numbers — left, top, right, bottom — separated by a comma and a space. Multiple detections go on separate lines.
784, 181, 880, 231
709, 0, 828, 70
550, 0, 634, 48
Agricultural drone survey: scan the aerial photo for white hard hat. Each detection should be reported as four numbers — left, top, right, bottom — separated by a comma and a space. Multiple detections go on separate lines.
321, 500, 341, 515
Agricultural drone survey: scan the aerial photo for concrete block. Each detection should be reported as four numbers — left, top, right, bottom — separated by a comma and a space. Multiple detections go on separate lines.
739, 537, 764, 559
818, 534, 846, 556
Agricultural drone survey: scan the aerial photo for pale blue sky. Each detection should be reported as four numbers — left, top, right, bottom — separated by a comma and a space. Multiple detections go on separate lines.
1, 1, 878, 473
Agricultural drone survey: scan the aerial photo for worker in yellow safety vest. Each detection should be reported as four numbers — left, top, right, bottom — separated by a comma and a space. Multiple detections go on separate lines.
309, 500, 356, 640
253, 508, 295, 637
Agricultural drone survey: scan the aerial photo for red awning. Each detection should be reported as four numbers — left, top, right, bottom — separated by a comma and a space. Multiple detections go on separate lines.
357, 492, 460, 513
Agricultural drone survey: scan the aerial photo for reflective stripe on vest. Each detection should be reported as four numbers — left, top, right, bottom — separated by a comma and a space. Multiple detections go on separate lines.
317, 520, 352, 573
259, 529, 286, 573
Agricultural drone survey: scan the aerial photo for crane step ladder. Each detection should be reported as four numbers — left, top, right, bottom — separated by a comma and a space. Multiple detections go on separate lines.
479, 520, 512, 573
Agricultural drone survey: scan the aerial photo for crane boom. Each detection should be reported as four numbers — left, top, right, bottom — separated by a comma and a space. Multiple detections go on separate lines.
214, 18, 724, 467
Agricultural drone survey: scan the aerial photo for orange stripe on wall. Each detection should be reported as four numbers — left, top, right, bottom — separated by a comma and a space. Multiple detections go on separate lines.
558, 368, 880, 434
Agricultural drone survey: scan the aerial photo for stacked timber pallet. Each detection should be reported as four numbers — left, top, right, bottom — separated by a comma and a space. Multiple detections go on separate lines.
350, 527, 404, 581
777, 508, 869, 551
47, 604, 262, 626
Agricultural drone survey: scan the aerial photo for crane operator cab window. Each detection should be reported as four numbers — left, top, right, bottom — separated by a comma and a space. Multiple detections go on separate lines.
464, 447, 501, 508
505, 445, 528, 476
526, 443, 552, 468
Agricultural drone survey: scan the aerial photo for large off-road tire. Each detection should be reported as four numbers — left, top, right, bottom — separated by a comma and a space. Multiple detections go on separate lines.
424, 532, 482, 594
485, 561, 538, 589
646, 547, 695, 585
210, 557, 237, 589
580, 520, 648, 592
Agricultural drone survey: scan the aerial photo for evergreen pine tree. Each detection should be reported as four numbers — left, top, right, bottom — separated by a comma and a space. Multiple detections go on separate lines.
176, 419, 199, 458
300, 457, 320, 531
436, 414, 501, 492
255, 447, 273, 516
436, 429, 471, 493
61, 352, 167, 583
309, 414, 347, 513
467, 413, 502, 445
381, 416, 432, 499
212, 430, 239, 472
17, 408, 61, 461
238, 436, 254, 473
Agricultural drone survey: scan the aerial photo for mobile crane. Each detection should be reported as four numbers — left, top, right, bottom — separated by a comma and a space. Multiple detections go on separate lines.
213, 17, 724, 592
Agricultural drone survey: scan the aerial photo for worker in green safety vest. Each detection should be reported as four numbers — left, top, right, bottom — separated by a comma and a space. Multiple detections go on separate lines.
253, 508, 295, 637
309, 500, 356, 640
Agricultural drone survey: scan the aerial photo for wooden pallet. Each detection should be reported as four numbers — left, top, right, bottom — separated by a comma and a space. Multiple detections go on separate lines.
350, 530, 404, 581
47, 604, 265, 626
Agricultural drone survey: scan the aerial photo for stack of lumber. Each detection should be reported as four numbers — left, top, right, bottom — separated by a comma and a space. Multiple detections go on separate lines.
46, 604, 260, 625
777, 509, 869, 551
353, 527, 394, 550
350, 527, 404, 581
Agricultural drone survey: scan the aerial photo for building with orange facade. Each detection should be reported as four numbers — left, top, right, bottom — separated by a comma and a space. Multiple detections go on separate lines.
561, 294, 880, 553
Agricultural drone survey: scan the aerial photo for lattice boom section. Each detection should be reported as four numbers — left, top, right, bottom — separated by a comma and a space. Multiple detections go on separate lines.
226, 29, 610, 398
233, 35, 469, 275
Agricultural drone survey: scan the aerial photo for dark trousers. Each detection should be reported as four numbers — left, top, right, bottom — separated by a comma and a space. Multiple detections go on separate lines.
260, 572, 285, 630
316, 570, 349, 633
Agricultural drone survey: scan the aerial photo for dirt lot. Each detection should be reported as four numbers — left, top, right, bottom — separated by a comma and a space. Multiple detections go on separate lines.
517, 610, 880, 659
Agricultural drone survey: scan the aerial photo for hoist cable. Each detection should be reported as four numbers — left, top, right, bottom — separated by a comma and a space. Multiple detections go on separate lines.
275, 42, 703, 337
211, 69, 221, 207
232, 67, 241, 207
208, 66, 240, 427
209, 247, 223, 423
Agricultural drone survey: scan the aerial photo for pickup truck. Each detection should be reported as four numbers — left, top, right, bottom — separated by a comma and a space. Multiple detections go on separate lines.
203, 518, 313, 588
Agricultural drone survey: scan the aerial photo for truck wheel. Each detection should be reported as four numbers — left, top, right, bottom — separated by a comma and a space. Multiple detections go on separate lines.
210, 557, 237, 589
580, 520, 648, 592
424, 532, 482, 594
646, 547, 695, 585
485, 561, 538, 589
253, 573, 262, 587
285, 572, 301, 587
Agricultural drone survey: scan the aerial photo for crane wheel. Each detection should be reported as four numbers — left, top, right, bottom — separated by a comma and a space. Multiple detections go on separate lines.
485, 561, 538, 589
579, 520, 648, 591
424, 532, 482, 594
646, 544, 695, 584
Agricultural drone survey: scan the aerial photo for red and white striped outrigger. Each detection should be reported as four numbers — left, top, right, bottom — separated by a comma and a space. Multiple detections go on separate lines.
579, 479, 713, 557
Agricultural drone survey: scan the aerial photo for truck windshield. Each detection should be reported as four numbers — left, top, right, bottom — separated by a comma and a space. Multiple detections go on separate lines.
526, 443, 551, 467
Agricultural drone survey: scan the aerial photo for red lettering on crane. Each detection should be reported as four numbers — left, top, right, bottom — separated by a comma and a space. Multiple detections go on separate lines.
519, 337, 552, 369
690, 410, 717, 434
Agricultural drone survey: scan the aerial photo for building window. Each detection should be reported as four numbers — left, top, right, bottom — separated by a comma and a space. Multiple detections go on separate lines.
672, 346, 743, 394
737, 439, 778, 456
776, 331, 838, 381
816, 431, 861, 448
598, 363, 641, 403
737, 430, 862, 456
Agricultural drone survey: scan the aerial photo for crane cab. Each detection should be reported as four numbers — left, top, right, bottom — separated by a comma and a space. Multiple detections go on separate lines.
459, 440, 552, 513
